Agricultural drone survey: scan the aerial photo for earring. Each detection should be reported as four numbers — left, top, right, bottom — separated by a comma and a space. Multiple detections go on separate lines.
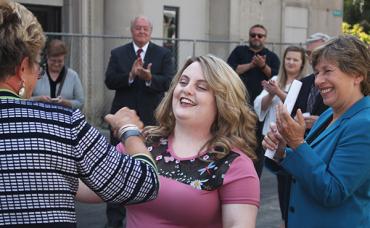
18, 81, 26, 98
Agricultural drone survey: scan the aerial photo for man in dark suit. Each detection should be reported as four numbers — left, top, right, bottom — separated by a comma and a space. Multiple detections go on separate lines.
104, 15, 175, 228
105, 15, 175, 131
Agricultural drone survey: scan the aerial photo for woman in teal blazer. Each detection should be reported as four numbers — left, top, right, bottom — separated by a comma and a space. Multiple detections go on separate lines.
263, 35, 370, 228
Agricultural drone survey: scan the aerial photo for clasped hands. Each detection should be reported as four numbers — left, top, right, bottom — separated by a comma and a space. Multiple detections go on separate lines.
130, 57, 152, 81
262, 104, 306, 160
35, 95, 71, 107
252, 54, 266, 69
105, 107, 144, 140
261, 79, 279, 96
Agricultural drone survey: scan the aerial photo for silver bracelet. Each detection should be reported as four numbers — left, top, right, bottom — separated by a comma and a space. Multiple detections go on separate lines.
117, 124, 141, 142
118, 124, 139, 136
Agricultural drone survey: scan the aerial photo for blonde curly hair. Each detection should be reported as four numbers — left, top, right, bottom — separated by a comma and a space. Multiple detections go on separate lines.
0, 0, 45, 79
145, 54, 258, 160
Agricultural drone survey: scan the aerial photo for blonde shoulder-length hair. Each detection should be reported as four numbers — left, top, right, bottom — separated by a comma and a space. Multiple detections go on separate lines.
277, 46, 307, 89
144, 54, 257, 160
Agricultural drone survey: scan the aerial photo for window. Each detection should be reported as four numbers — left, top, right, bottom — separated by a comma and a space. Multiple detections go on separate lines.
163, 6, 179, 68
23, 4, 61, 32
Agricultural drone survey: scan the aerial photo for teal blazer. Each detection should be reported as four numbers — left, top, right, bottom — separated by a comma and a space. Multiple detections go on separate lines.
282, 96, 370, 228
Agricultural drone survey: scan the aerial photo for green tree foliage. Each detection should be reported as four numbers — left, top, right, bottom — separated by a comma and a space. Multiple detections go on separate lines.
343, 0, 370, 32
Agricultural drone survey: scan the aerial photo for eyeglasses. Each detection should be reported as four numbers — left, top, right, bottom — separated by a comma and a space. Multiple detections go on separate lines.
48, 58, 64, 64
250, 33, 266, 39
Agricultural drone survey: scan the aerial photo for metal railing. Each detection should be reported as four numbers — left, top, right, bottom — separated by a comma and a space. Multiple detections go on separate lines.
43, 32, 304, 126
45, 32, 304, 69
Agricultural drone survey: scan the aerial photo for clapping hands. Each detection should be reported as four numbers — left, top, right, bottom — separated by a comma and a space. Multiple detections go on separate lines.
275, 104, 306, 149
252, 54, 266, 68
262, 79, 280, 96
130, 57, 152, 81
262, 104, 307, 161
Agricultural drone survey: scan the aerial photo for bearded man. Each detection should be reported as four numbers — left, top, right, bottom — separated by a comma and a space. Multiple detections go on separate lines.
227, 24, 280, 178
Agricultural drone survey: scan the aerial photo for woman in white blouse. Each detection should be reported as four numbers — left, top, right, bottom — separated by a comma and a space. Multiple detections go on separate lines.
253, 45, 307, 228
254, 46, 307, 135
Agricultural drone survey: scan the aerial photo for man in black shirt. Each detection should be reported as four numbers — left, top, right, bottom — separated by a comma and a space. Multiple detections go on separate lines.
227, 24, 280, 105
227, 24, 280, 177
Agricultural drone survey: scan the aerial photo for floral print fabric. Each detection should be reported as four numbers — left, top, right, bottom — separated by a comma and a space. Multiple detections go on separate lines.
150, 138, 240, 191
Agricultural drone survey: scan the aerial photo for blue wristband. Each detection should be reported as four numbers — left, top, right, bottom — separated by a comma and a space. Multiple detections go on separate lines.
120, 129, 142, 143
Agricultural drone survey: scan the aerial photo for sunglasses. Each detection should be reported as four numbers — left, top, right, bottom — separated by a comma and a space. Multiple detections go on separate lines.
250, 33, 266, 39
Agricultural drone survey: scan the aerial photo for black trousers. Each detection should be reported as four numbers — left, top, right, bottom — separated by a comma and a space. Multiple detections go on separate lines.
277, 173, 292, 222
253, 121, 265, 178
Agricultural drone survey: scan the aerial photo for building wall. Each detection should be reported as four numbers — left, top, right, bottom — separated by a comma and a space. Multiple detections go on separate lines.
228, 0, 283, 55
79, 0, 105, 125
61, 0, 106, 125
309, 0, 343, 36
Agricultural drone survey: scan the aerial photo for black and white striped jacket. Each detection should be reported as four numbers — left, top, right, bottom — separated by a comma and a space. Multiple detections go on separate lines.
0, 97, 159, 227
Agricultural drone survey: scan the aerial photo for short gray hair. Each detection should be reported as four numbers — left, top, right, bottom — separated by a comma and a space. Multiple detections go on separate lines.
312, 35, 370, 96
306, 33, 330, 45
130, 16, 153, 31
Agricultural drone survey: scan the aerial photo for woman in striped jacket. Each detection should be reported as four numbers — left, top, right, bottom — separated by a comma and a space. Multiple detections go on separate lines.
0, 1, 159, 227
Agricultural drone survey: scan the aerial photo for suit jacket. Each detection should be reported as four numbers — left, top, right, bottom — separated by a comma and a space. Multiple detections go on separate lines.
105, 42, 175, 126
281, 96, 370, 228
292, 73, 328, 117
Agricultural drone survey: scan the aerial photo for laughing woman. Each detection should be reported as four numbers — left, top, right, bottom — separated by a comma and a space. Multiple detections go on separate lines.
263, 35, 370, 227
78, 55, 260, 228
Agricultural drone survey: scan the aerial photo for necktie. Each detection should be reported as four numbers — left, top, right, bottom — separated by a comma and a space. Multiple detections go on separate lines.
137, 48, 143, 59
306, 85, 319, 113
